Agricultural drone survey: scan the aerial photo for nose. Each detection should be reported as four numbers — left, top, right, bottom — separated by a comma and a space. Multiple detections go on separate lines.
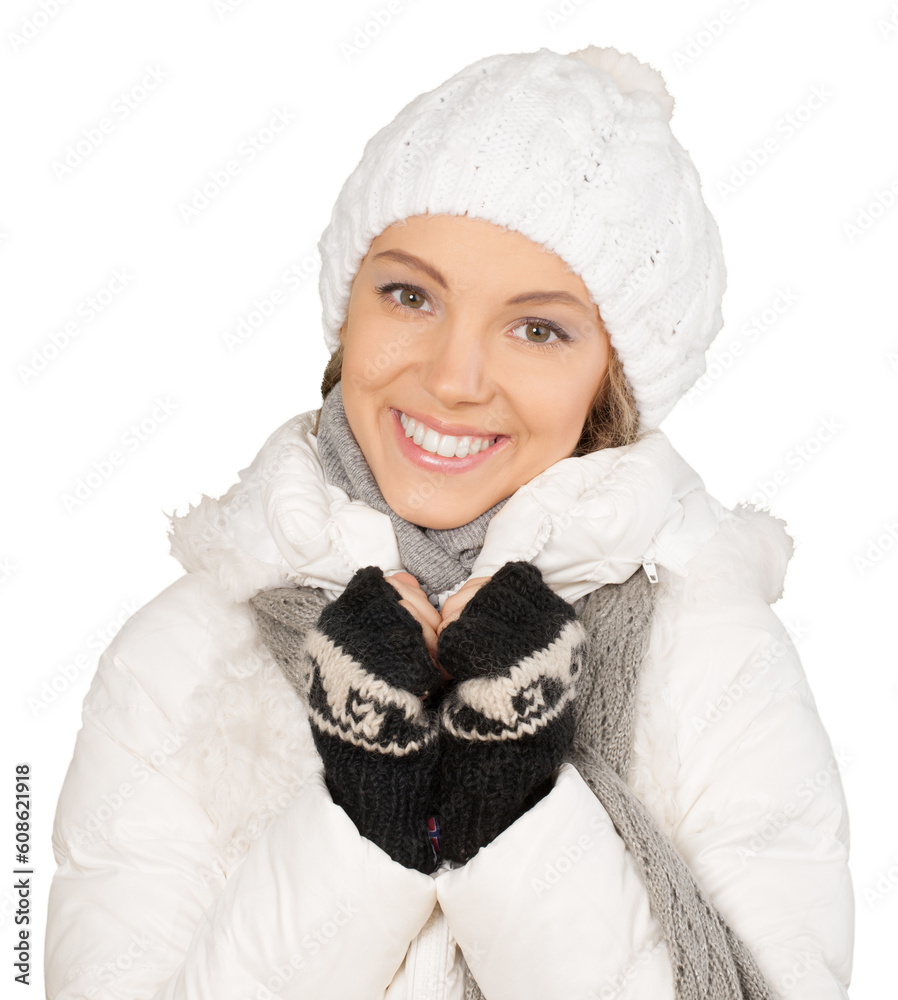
417, 317, 491, 407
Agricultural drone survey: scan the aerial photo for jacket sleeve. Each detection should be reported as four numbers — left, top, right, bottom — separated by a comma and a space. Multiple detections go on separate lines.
435, 593, 853, 1000
44, 574, 437, 1000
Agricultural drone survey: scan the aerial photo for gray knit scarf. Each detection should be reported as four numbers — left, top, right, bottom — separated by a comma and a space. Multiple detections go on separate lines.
309, 382, 774, 1000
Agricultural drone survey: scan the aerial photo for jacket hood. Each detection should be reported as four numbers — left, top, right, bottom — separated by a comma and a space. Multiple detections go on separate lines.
166, 407, 794, 609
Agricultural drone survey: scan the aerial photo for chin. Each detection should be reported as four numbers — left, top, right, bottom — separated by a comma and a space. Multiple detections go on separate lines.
405, 511, 473, 530
393, 500, 485, 530
418, 516, 474, 530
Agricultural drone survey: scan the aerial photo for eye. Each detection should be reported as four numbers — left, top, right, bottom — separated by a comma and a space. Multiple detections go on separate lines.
375, 282, 572, 353
376, 282, 434, 314
510, 319, 572, 351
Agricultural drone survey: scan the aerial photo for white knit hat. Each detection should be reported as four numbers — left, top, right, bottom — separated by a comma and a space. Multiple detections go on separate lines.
317, 45, 726, 431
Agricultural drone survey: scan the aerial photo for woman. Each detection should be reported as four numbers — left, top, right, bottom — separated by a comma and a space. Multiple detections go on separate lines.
44, 45, 853, 999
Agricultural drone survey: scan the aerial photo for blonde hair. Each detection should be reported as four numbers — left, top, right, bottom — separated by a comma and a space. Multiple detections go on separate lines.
316, 340, 645, 455
573, 343, 646, 454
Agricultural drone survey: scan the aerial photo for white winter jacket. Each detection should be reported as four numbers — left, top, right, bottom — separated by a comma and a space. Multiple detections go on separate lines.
45, 409, 853, 1000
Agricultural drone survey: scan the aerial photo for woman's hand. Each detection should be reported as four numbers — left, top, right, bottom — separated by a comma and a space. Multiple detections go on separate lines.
433, 561, 586, 864
385, 572, 493, 680
436, 575, 493, 635
263, 565, 443, 873
384, 572, 443, 669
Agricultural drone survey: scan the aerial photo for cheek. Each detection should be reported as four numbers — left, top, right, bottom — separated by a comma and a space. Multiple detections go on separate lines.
511, 369, 596, 434
342, 310, 412, 388
532, 401, 587, 446
559, 346, 608, 415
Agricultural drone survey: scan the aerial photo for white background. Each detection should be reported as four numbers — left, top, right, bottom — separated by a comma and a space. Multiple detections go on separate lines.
3, 0, 896, 994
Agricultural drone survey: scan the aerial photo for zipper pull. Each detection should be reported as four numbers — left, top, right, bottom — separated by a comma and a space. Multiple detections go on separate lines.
642, 560, 659, 584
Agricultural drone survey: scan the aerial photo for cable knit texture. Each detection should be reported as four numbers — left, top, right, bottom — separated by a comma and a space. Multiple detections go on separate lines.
317, 44, 727, 431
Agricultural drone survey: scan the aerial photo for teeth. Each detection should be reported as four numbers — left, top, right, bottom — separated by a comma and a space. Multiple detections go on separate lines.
398, 411, 499, 459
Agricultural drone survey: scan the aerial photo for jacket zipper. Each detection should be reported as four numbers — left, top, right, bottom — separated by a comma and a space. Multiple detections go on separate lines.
642, 559, 659, 583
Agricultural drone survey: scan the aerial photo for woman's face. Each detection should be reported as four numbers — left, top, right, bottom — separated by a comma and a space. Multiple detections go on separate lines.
338, 213, 610, 529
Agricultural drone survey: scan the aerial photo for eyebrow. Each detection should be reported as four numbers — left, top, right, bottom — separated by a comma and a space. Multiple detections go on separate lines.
372, 249, 594, 315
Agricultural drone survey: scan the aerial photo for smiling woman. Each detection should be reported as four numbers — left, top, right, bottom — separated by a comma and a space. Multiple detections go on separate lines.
331, 213, 615, 528
45, 42, 852, 1000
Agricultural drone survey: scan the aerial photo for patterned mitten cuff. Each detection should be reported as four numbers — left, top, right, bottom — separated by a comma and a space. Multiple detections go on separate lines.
250, 566, 444, 873
434, 560, 586, 864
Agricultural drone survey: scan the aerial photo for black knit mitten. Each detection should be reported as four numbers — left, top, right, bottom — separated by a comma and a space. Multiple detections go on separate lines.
252, 566, 445, 874
434, 561, 586, 864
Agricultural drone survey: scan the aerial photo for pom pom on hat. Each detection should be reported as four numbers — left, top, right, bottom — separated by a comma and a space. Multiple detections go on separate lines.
565, 45, 675, 123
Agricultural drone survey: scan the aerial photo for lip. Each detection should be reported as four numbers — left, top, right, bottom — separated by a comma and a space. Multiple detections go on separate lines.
390, 408, 510, 475
394, 405, 503, 439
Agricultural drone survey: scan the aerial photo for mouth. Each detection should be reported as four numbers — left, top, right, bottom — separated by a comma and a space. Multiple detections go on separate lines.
389, 408, 510, 475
